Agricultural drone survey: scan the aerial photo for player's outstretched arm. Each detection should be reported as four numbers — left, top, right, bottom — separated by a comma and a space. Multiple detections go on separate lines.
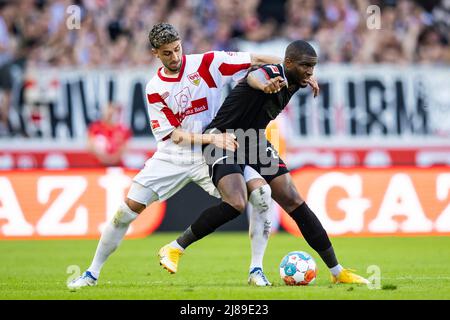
250, 54, 283, 66
170, 128, 239, 151
247, 68, 320, 97
247, 68, 286, 94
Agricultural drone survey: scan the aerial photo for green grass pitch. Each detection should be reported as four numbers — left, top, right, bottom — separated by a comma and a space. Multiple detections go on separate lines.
1, 232, 450, 300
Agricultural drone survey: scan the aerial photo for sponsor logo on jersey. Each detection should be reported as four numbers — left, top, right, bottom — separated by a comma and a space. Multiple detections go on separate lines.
184, 98, 209, 116
150, 120, 160, 130
188, 72, 201, 86
268, 65, 280, 74
226, 52, 237, 56
175, 97, 209, 123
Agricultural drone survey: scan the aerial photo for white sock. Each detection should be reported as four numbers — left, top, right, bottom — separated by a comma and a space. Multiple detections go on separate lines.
87, 202, 138, 279
247, 184, 273, 271
248, 204, 271, 270
330, 264, 344, 276
170, 240, 185, 251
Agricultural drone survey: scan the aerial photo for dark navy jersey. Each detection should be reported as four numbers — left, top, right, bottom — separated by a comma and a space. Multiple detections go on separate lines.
206, 63, 299, 132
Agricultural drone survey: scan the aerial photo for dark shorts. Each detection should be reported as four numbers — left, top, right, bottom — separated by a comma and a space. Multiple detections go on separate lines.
203, 139, 289, 186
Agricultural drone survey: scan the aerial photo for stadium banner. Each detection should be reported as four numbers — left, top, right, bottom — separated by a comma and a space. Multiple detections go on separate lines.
2, 147, 450, 170
1, 167, 449, 239
280, 167, 450, 236
0, 148, 155, 170
13, 64, 450, 145
285, 146, 450, 168
0, 168, 166, 239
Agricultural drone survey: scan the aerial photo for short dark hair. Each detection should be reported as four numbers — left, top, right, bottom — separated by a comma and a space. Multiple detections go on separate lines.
285, 40, 317, 60
148, 23, 180, 49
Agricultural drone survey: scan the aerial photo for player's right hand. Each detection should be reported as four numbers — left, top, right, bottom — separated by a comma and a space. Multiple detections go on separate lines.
211, 133, 239, 151
305, 77, 319, 97
263, 76, 286, 94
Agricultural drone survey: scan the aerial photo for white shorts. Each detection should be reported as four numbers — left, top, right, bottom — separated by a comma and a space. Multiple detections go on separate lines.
130, 157, 219, 204
127, 157, 265, 206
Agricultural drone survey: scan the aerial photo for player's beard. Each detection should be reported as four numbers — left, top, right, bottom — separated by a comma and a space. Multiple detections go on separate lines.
286, 70, 307, 88
166, 60, 181, 73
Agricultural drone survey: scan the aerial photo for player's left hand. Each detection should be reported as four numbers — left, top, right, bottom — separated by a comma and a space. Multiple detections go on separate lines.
306, 77, 319, 98
263, 76, 286, 94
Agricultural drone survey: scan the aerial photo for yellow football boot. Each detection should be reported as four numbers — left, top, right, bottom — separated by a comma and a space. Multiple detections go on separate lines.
158, 244, 183, 274
332, 268, 370, 285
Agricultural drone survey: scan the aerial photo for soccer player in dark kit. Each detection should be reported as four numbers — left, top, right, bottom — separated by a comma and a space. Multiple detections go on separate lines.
160, 40, 369, 285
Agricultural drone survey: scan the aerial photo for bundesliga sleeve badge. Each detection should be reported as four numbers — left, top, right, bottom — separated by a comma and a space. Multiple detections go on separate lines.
151, 119, 161, 130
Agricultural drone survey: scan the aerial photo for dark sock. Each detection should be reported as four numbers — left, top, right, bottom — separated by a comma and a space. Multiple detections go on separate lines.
317, 246, 339, 269
177, 202, 242, 249
176, 227, 197, 249
288, 202, 338, 268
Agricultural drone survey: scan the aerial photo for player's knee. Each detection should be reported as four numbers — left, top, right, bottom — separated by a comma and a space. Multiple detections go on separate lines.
124, 198, 146, 214
249, 184, 272, 212
126, 182, 158, 209
232, 199, 247, 213
224, 194, 247, 213
284, 197, 304, 213
277, 189, 304, 213
112, 201, 140, 227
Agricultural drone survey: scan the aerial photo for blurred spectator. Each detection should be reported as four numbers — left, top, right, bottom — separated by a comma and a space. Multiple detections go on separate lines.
0, 38, 36, 135
87, 102, 131, 167
0, 60, 12, 135
432, 0, 450, 41
0, 0, 449, 138
417, 26, 447, 64
0, 0, 447, 67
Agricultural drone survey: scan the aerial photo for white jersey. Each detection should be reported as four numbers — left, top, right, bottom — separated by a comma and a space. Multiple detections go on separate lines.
145, 51, 251, 162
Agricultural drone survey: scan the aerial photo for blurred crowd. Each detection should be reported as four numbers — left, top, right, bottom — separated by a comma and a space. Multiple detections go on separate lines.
0, 0, 448, 69
0, 0, 449, 136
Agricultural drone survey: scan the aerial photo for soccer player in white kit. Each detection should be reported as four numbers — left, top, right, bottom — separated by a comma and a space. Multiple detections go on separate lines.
68, 23, 281, 290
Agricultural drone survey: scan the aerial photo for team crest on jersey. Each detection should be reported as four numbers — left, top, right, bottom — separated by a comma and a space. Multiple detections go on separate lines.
268, 65, 280, 74
188, 72, 201, 86
150, 120, 160, 130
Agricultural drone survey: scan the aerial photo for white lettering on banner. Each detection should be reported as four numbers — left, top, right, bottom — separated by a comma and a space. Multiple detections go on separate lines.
35, 176, 88, 235
307, 173, 370, 234
0, 178, 34, 236
368, 174, 433, 233
435, 174, 450, 232
98, 168, 133, 233
15, 65, 449, 144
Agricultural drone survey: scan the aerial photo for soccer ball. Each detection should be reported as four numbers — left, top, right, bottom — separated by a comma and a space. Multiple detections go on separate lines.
279, 251, 317, 286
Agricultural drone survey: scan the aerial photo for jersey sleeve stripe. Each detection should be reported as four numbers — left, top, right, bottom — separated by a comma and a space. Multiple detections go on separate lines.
260, 67, 271, 80
218, 62, 251, 76
147, 93, 181, 127
197, 52, 217, 88
147, 93, 166, 105
161, 107, 181, 127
